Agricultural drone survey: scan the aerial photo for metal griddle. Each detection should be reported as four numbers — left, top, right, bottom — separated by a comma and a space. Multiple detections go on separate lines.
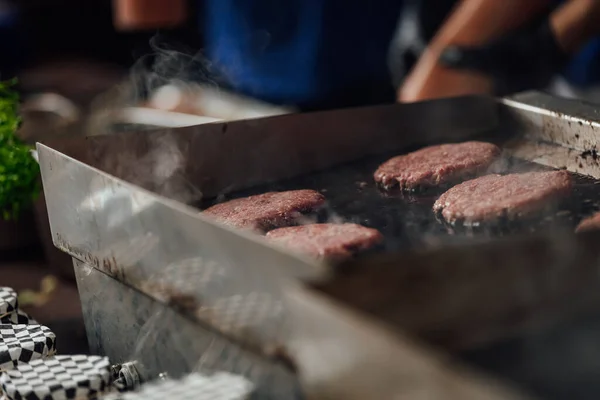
36, 91, 600, 399
195, 151, 600, 254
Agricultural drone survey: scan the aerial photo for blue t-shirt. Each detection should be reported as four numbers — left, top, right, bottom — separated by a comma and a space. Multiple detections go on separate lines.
204, 0, 404, 110
204, 0, 600, 105
555, 0, 600, 87
563, 38, 600, 87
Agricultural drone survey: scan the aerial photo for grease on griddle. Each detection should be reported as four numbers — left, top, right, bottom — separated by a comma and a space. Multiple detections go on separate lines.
193, 150, 600, 254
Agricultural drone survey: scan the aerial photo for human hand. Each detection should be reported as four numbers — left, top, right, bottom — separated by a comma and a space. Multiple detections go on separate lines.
436, 21, 567, 96
398, 49, 493, 103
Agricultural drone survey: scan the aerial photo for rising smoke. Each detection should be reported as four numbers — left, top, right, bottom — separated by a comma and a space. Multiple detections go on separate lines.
85, 34, 221, 204
87, 34, 221, 135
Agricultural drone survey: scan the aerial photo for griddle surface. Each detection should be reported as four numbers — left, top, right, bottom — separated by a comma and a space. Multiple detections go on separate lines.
197, 152, 600, 253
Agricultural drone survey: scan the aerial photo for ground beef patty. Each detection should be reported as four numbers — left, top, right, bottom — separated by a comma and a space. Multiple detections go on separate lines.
266, 223, 383, 261
374, 141, 501, 191
433, 171, 573, 226
576, 212, 600, 233
203, 190, 325, 232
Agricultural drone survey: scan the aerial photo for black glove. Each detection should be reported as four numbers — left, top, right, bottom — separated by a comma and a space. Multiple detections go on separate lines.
439, 21, 569, 96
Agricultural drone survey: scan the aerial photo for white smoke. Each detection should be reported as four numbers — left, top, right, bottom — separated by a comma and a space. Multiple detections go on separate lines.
87, 34, 220, 136
83, 34, 220, 204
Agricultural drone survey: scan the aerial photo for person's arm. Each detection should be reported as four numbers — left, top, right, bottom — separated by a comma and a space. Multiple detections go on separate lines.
551, 0, 600, 55
112, 0, 187, 31
399, 0, 552, 102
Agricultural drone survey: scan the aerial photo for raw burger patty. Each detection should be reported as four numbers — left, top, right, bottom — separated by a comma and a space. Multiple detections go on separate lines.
576, 212, 600, 233
433, 171, 573, 225
266, 223, 383, 261
203, 190, 325, 232
374, 141, 501, 190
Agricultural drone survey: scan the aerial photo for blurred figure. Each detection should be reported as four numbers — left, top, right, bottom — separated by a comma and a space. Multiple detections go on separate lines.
401, 0, 600, 101
115, 0, 407, 111
115, 0, 600, 110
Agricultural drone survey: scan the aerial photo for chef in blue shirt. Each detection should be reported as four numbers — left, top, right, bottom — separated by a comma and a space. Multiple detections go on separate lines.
111, 0, 600, 108
117, 0, 407, 111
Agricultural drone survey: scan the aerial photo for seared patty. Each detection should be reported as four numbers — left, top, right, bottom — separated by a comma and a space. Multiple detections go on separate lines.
266, 223, 383, 261
433, 171, 573, 226
576, 212, 600, 233
374, 141, 501, 191
203, 190, 325, 232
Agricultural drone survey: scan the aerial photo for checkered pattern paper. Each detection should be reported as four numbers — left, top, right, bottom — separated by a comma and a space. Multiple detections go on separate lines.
102, 372, 254, 400
0, 288, 17, 320
1, 355, 111, 400
0, 287, 37, 326
0, 324, 56, 371
1, 310, 37, 326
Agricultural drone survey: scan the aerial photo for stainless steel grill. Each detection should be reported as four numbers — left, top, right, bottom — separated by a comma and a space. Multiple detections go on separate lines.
38, 91, 600, 399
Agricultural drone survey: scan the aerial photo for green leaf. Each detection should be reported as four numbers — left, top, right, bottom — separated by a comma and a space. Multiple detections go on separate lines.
0, 79, 40, 221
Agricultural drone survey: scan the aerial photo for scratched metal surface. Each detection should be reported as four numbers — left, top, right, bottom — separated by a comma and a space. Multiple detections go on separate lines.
75, 259, 527, 400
